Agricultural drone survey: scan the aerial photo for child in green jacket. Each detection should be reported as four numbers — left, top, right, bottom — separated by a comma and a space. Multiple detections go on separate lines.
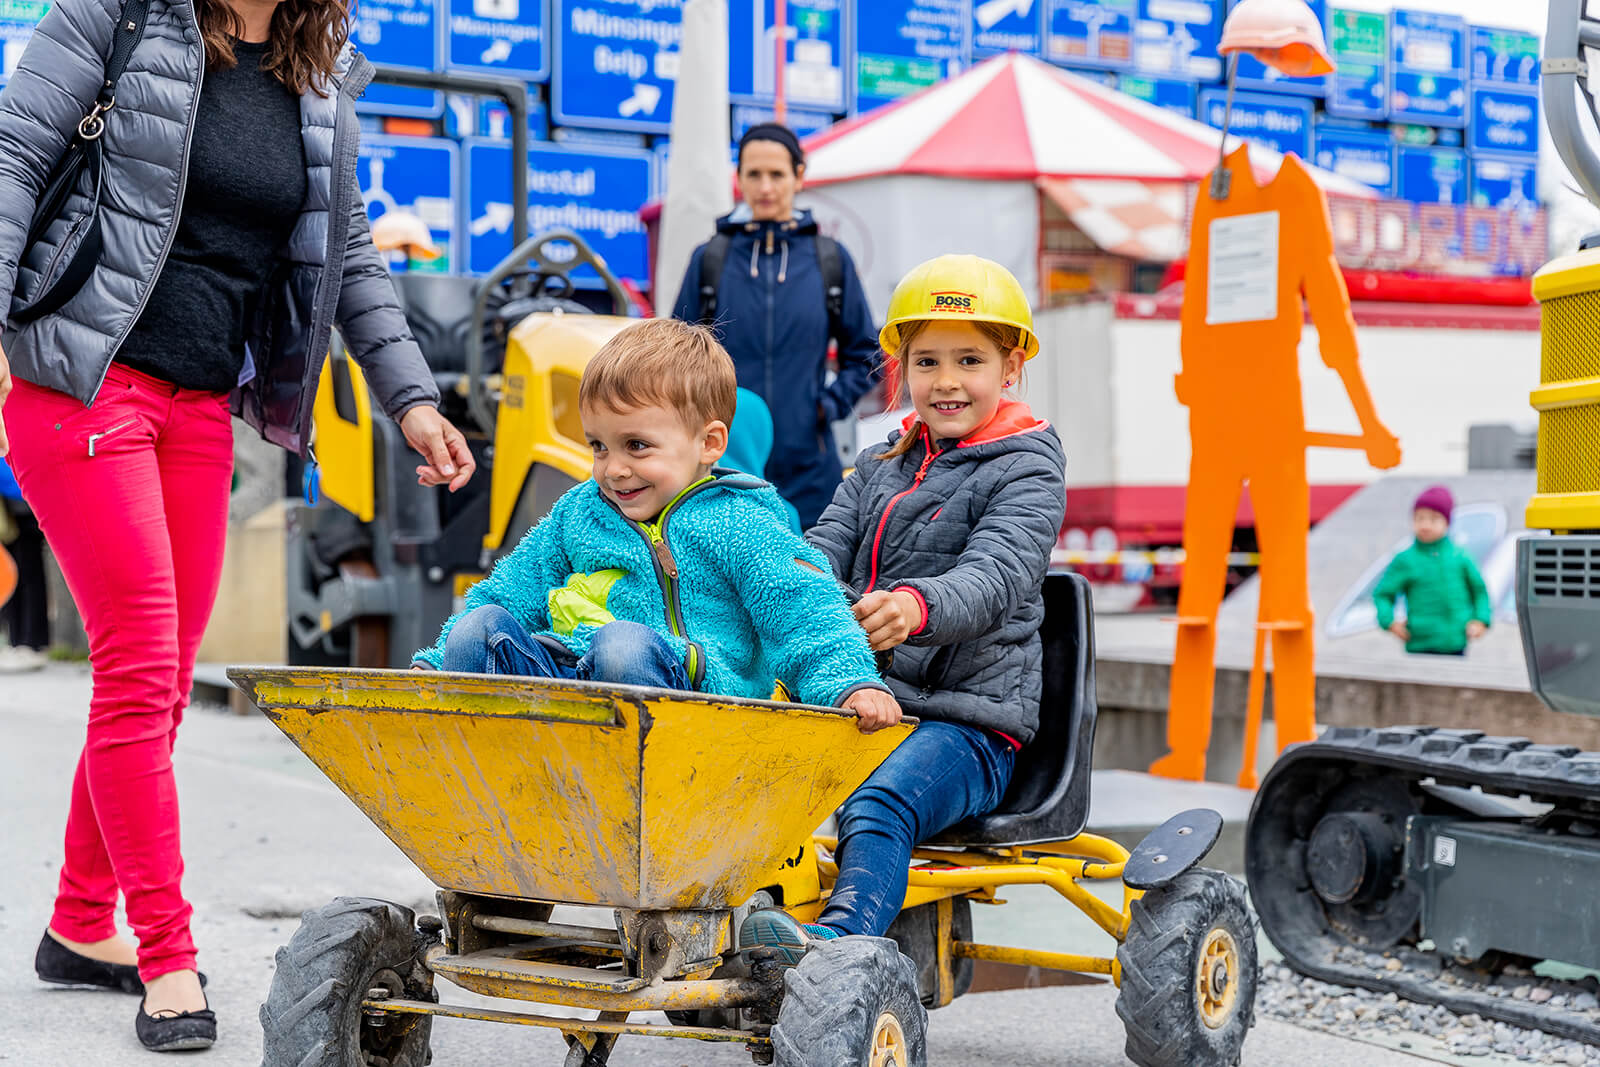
1374, 486, 1492, 655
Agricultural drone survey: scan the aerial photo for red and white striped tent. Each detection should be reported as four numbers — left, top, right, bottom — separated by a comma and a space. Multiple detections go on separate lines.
794, 52, 1375, 309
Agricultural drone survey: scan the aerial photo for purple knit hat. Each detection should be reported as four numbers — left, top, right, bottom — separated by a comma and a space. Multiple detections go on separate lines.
1414, 485, 1453, 522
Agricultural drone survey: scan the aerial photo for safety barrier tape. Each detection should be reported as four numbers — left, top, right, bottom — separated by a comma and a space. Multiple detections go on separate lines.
1051, 549, 1263, 566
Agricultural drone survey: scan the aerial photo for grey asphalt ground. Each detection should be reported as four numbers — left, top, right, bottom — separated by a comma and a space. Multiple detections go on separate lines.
1, 663, 1473, 1066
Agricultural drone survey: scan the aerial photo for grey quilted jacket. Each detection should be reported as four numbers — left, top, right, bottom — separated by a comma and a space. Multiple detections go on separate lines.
806, 403, 1066, 743
0, 0, 437, 453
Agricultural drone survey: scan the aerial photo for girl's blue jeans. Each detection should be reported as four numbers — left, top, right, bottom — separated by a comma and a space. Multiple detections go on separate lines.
439, 604, 690, 690
820, 720, 1016, 937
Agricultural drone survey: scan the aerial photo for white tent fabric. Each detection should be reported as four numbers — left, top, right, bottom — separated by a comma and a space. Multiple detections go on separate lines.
653, 0, 732, 316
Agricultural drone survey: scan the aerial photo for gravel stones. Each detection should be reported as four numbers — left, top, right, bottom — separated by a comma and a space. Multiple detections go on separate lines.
1258, 960, 1600, 1066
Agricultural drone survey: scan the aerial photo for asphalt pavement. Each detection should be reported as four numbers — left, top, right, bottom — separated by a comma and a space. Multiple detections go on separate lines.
1, 662, 1469, 1066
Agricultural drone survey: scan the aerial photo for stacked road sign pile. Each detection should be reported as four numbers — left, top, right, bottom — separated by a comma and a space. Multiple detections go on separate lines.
0, 1, 1541, 286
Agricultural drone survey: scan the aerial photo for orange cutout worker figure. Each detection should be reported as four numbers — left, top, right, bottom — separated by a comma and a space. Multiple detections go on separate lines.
1149, 0, 1401, 781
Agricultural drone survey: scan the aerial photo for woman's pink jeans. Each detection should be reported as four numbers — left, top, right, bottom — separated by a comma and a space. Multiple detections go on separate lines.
4, 362, 233, 981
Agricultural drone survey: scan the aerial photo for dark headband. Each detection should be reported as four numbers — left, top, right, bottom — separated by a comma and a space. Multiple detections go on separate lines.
738, 123, 805, 170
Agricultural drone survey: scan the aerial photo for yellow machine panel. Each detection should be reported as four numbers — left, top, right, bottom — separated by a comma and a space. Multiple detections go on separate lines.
311, 354, 377, 523
487, 313, 636, 552
1530, 250, 1600, 530
229, 667, 911, 910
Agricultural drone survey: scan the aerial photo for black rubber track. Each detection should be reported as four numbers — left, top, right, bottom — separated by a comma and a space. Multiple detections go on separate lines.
1248, 725, 1600, 1046
1115, 868, 1258, 1067
770, 936, 928, 1067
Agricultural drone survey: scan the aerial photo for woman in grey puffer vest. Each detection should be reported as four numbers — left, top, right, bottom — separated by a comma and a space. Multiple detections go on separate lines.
0, 0, 474, 1049
737, 255, 1067, 961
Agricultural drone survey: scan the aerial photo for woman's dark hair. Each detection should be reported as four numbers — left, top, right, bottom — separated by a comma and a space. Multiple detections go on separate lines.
197, 0, 351, 96
737, 122, 805, 172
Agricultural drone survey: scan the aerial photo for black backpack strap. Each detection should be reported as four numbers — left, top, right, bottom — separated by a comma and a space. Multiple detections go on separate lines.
696, 232, 730, 325
815, 234, 845, 336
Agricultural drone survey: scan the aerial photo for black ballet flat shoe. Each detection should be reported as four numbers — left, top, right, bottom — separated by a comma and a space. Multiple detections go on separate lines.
35, 930, 143, 994
136, 996, 217, 1053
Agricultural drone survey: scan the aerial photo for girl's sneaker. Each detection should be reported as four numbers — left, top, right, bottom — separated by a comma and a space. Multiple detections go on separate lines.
737, 908, 840, 966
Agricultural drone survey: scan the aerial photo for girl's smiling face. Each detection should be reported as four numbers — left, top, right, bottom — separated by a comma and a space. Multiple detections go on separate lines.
903, 320, 1026, 442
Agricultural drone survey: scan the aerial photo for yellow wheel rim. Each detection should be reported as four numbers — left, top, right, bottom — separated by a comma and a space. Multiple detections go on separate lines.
1197, 927, 1241, 1029
870, 1011, 908, 1067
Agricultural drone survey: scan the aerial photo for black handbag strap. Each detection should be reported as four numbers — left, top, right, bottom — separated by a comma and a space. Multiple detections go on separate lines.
9, 0, 149, 324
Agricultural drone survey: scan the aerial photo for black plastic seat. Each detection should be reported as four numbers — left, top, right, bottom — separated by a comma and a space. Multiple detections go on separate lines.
393, 274, 481, 375
927, 571, 1099, 848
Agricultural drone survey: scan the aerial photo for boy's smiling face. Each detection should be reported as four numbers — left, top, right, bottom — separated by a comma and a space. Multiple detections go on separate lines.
582, 401, 728, 522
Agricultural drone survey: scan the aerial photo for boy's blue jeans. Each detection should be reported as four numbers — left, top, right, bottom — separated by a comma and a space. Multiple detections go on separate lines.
439, 605, 691, 690
820, 720, 1016, 937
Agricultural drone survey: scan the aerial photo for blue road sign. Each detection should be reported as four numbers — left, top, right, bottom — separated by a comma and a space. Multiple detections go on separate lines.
464, 139, 653, 283
729, 0, 847, 112
357, 136, 460, 273
0, 0, 48, 90
352, 0, 444, 118
1390, 8, 1467, 128
1045, 0, 1136, 72
448, 0, 548, 80
1396, 144, 1466, 205
1230, 0, 1325, 97
731, 103, 835, 141
1470, 155, 1538, 210
1118, 74, 1197, 119
854, 0, 965, 115
1470, 86, 1538, 157
1199, 88, 1312, 159
1132, 0, 1221, 82
1471, 25, 1539, 88
445, 91, 550, 141
553, 0, 680, 134
1325, 5, 1385, 119
1312, 122, 1394, 195
973, 0, 1041, 58
553, 126, 648, 147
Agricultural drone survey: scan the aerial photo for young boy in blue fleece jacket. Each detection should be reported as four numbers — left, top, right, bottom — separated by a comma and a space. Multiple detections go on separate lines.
412, 318, 901, 722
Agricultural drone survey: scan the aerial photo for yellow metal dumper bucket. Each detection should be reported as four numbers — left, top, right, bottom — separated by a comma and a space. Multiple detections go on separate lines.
230, 668, 909, 910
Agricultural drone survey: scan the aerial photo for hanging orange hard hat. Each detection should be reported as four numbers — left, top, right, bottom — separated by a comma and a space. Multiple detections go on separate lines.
1219, 0, 1336, 77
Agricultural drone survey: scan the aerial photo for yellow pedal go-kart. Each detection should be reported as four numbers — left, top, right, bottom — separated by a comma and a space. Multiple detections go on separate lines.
235, 574, 1256, 1066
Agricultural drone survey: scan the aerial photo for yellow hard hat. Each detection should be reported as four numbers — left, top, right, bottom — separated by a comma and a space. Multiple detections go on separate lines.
879, 254, 1039, 360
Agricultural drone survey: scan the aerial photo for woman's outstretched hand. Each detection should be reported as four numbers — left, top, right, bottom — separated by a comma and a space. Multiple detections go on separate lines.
400, 405, 475, 492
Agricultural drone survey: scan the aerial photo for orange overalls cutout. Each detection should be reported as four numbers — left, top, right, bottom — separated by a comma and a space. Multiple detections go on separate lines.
1149, 145, 1401, 783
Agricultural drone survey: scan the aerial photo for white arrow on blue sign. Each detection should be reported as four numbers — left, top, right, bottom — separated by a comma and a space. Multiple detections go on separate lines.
1132, 0, 1221, 82
553, 0, 680, 134
974, 0, 1042, 58
1312, 123, 1393, 195
728, 0, 847, 112
358, 136, 461, 273
1045, 0, 1137, 72
1470, 25, 1538, 88
448, 0, 549, 79
463, 138, 654, 282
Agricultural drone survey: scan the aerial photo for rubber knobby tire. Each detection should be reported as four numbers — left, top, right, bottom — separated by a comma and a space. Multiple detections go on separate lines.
771, 936, 928, 1067
1115, 868, 1258, 1067
259, 896, 437, 1067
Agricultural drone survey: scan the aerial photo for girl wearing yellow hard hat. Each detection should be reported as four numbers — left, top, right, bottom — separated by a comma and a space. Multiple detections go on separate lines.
738, 254, 1067, 959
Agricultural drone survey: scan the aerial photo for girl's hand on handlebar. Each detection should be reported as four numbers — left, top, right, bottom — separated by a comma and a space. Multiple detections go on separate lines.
842, 688, 903, 733
853, 589, 921, 651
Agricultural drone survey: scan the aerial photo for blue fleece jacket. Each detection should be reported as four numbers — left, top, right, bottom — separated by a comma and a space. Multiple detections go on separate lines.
672, 208, 879, 528
413, 472, 885, 708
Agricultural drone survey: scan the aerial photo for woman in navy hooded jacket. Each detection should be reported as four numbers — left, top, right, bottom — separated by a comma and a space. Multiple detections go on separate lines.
672, 123, 879, 529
